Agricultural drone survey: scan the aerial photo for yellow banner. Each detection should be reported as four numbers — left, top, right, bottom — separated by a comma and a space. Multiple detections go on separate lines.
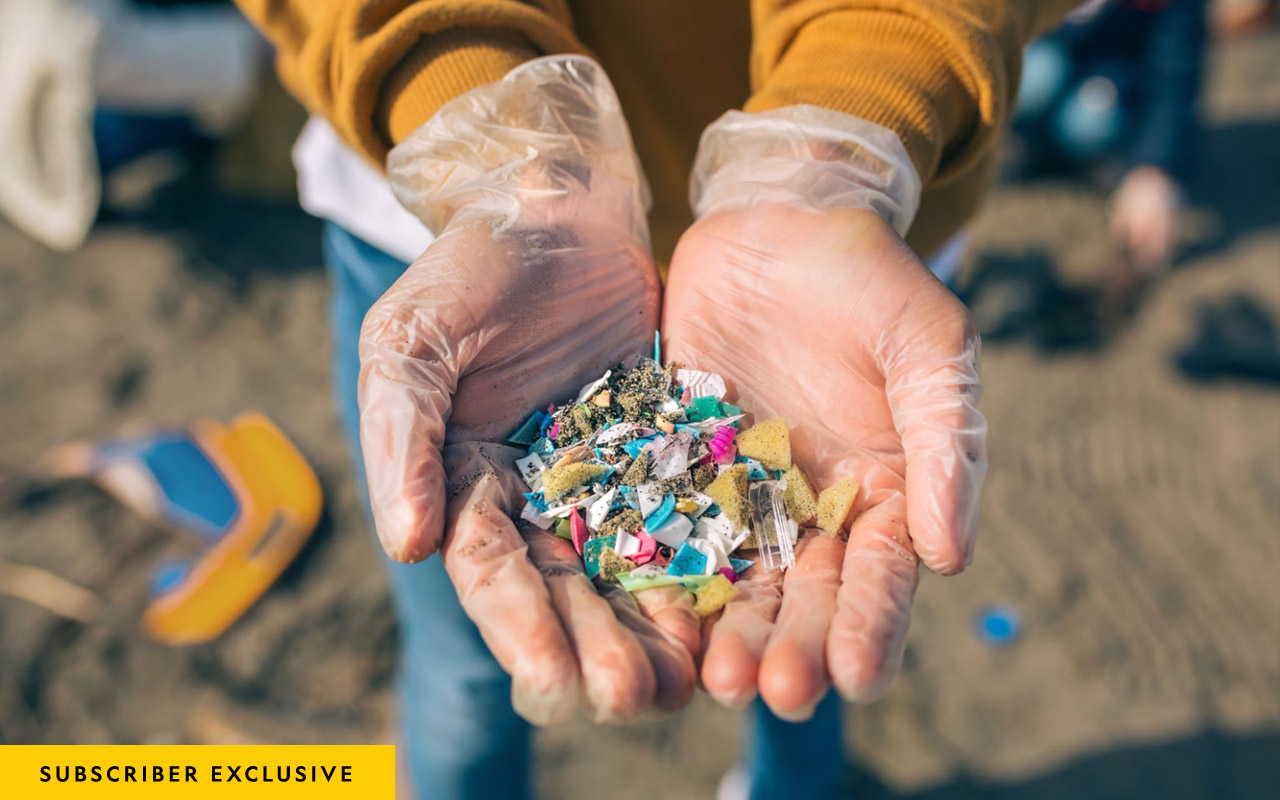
1, 746, 395, 799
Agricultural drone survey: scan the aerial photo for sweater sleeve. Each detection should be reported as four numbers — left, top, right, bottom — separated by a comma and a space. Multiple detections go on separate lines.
745, 0, 1080, 186
232, 0, 587, 165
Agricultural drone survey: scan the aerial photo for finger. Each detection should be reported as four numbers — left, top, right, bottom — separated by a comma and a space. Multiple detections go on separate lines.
441, 468, 581, 725
828, 492, 920, 703
699, 560, 783, 709
632, 585, 702, 658
522, 534, 660, 723
758, 533, 844, 721
604, 583, 698, 715
883, 309, 988, 574
358, 288, 458, 563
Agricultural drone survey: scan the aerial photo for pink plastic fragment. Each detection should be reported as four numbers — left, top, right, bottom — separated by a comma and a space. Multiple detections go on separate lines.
630, 531, 659, 566
708, 425, 737, 465
570, 508, 588, 556
548, 422, 561, 440
718, 566, 738, 584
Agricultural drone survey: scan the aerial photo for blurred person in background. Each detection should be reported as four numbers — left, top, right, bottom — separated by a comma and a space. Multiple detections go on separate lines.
1009, 0, 1208, 290
248, 1, 1081, 798
0, 0, 264, 251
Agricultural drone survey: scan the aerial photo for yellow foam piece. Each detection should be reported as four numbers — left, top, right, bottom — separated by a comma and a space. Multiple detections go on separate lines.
703, 463, 749, 528
693, 574, 738, 616
817, 478, 860, 535
736, 418, 791, 470
781, 466, 819, 524
541, 462, 608, 501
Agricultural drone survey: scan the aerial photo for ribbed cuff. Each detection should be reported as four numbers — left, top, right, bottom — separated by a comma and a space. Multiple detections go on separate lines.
746, 9, 975, 184
378, 28, 540, 152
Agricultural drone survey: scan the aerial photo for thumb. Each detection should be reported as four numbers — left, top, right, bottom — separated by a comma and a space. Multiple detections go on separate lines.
357, 289, 463, 563
881, 293, 988, 575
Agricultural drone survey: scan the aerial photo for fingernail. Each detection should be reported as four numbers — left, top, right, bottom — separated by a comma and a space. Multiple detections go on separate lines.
710, 688, 757, 712
771, 701, 818, 723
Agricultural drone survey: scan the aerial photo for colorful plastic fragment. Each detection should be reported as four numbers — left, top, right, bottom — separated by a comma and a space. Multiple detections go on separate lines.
507, 359, 861, 614
631, 531, 659, 566
666, 542, 709, 576
648, 513, 694, 548
780, 466, 819, 524
540, 461, 609, 501
570, 507, 589, 556
692, 574, 738, 616
708, 425, 737, 465
736, 418, 792, 470
703, 464, 750, 528
817, 477, 860, 535
644, 494, 676, 532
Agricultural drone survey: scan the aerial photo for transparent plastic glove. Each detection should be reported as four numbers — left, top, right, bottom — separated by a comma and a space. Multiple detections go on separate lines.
666, 107, 987, 717
361, 56, 696, 722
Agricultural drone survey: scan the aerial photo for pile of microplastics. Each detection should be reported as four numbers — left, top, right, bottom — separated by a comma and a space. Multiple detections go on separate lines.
510, 344, 859, 617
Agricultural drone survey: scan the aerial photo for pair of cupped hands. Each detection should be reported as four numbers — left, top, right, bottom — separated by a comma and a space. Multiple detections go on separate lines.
357, 57, 988, 725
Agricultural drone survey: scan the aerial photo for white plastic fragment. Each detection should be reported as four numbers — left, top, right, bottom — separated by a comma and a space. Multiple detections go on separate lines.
689, 492, 714, 518
648, 513, 694, 548
676, 369, 727, 402
586, 488, 616, 529
574, 370, 611, 404
684, 414, 745, 433
520, 500, 554, 530
648, 432, 692, 480
543, 493, 598, 518
637, 483, 665, 516
615, 528, 641, 558
656, 398, 686, 421
684, 538, 722, 575
514, 453, 546, 490
597, 422, 654, 445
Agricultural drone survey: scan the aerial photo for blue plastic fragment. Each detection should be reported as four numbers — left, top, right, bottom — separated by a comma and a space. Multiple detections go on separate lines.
618, 485, 640, 510
509, 411, 546, 446
623, 437, 657, 459
666, 542, 708, 576
729, 557, 754, 574
976, 605, 1021, 646
529, 437, 554, 455
654, 330, 661, 363
539, 412, 555, 436
645, 494, 676, 532
523, 492, 549, 513
583, 536, 612, 580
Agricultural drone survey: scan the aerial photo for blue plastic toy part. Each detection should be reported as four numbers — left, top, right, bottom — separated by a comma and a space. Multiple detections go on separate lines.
151, 559, 190, 596
139, 436, 239, 540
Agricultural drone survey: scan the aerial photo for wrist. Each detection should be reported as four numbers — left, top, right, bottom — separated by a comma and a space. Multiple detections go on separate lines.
388, 55, 650, 238
690, 105, 921, 236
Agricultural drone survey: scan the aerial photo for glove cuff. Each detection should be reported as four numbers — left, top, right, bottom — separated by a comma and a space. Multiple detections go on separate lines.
388, 54, 651, 238
690, 105, 921, 236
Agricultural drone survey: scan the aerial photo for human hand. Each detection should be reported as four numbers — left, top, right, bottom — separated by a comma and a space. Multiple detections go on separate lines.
664, 108, 987, 719
359, 57, 698, 723
1111, 165, 1181, 274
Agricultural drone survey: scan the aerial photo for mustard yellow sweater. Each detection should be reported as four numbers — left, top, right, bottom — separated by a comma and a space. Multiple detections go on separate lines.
234, 0, 1074, 259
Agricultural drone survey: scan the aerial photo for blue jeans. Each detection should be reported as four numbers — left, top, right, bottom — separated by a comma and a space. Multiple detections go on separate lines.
323, 222, 846, 799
